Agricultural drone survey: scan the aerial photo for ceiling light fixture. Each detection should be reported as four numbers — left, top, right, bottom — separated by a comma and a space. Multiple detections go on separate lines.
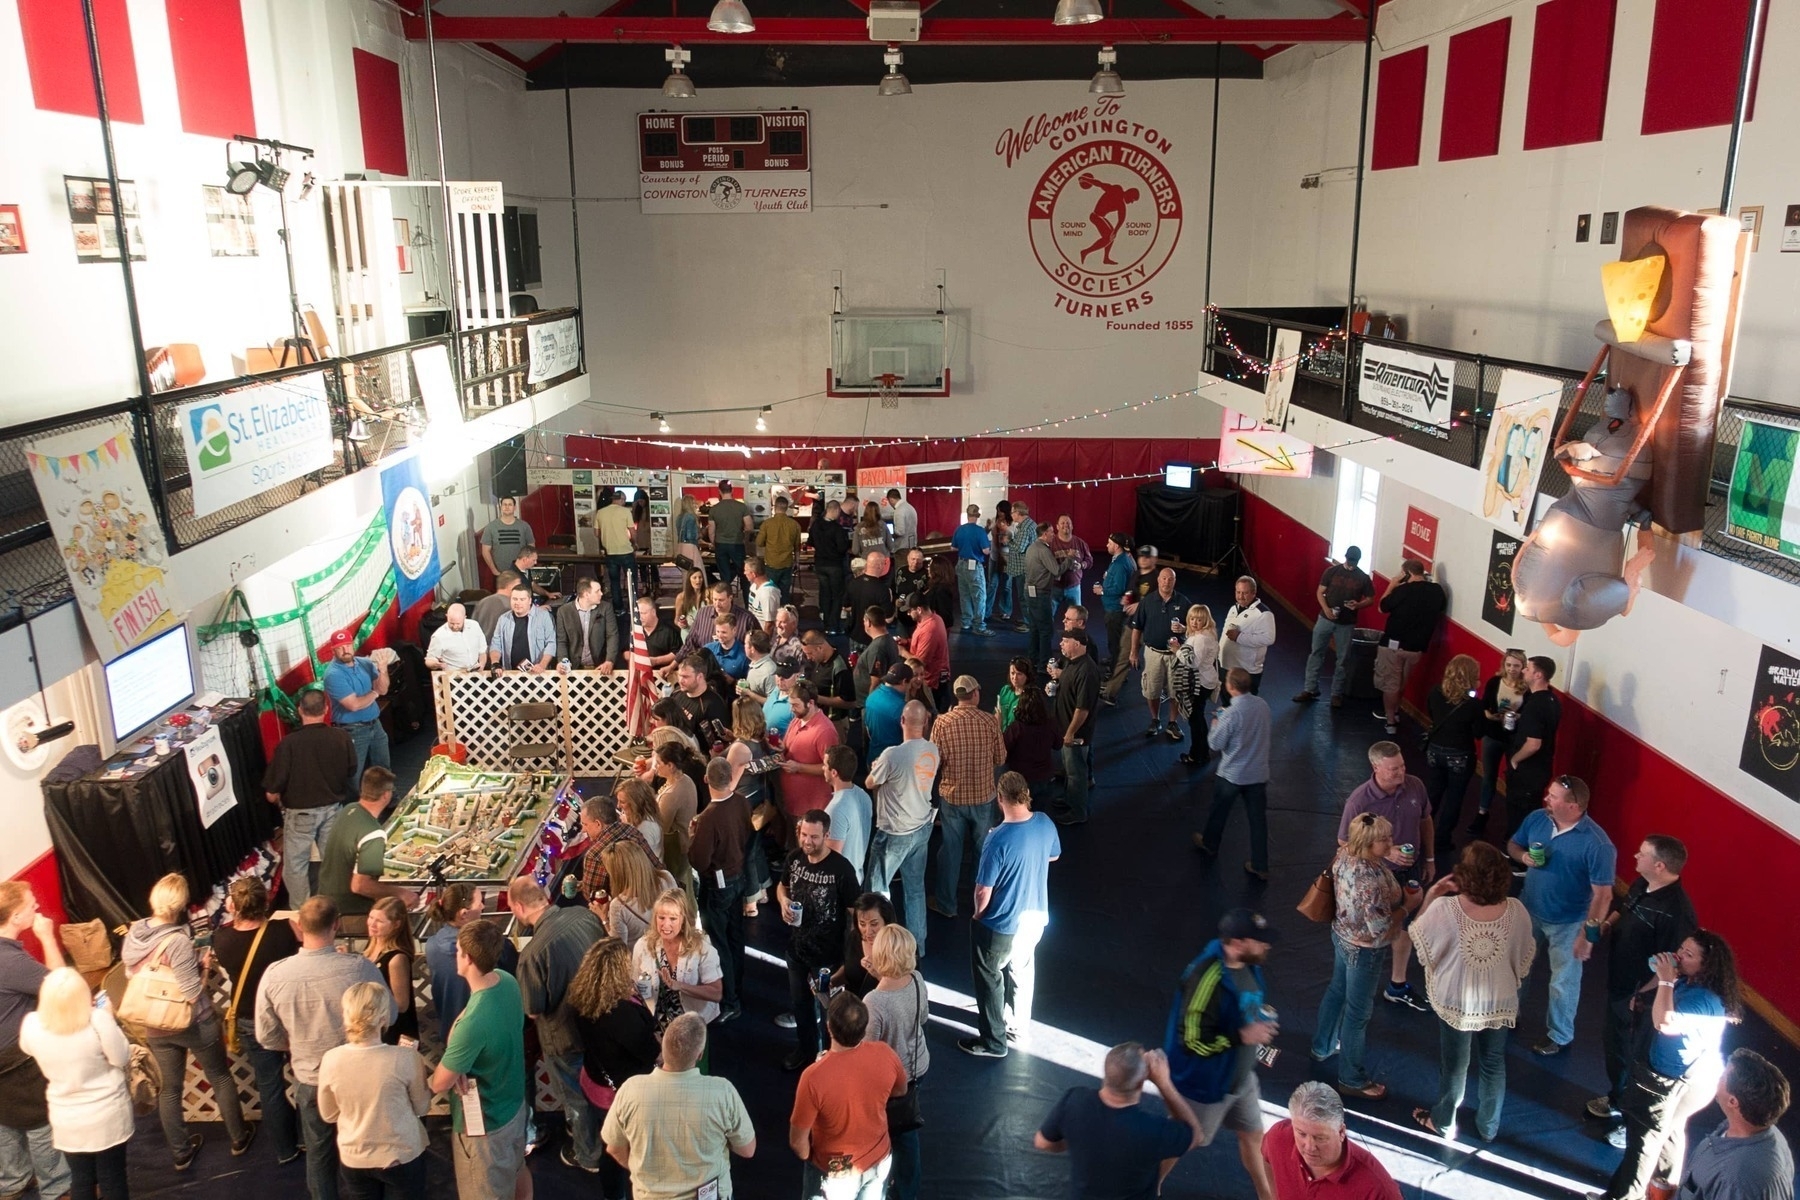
707, 0, 755, 34
655, 413, 672, 433
1054, 0, 1103, 26
663, 46, 696, 97
755, 406, 772, 432
1089, 45, 1124, 96
877, 45, 912, 96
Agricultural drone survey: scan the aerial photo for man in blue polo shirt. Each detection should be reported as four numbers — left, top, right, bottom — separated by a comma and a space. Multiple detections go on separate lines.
951, 505, 993, 637
1508, 774, 1615, 1056
961, 772, 1060, 1059
319, 629, 390, 797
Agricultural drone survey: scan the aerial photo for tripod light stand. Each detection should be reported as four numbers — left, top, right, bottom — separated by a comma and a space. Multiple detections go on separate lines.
224, 134, 316, 366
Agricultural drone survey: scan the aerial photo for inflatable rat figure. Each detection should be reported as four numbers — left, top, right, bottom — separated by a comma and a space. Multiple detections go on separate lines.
1510, 386, 1657, 646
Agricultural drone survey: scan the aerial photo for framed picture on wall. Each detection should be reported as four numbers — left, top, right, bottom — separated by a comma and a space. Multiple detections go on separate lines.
0, 205, 24, 254
394, 218, 412, 273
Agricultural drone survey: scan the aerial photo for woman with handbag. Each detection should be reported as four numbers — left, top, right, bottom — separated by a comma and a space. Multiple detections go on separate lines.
211, 876, 300, 1164
1176, 605, 1221, 768
19, 968, 133, 1200
1309, 815, 1416, 1100
316, 982, 431, 1200
120, 873, 252, 1169
864, 925, 929, 1200
1409, 841, 1535, 1142
593, 842, 663, 947
569, 936, 660, 1200
1423, 655, 1485, 861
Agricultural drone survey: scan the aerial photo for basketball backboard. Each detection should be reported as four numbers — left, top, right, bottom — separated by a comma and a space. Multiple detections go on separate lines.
828, 311, 950, 397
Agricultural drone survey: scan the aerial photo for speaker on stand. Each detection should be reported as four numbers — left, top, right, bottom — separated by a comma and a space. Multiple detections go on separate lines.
1198, 487, 1243, 577
486, 435, 528, 503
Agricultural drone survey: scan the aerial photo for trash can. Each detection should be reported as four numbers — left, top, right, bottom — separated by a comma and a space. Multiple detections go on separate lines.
1344, 629, 1382, 701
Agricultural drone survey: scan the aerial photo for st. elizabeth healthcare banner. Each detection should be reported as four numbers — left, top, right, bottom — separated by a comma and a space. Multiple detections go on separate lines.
27, 418, 178, 660
381, 456, 441, 612
176, 374, 335, 518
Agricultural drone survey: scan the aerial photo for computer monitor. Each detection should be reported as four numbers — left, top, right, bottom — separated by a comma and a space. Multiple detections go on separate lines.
104, 624, 196, 743
1164, 462, 1196, 489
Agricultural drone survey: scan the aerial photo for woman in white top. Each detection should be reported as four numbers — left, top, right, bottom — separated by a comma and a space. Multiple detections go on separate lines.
1410, 841, 1536, 1142
19, 968, 134, 1200
316, 982, 431, 1200
1177, 604, 1221, 768
631, 888, 723, 1032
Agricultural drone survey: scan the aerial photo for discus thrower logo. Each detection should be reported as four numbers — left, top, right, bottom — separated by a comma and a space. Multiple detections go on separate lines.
188, 405, 231, 471
1362, 360, 1452, 414
708, 176, 744, 211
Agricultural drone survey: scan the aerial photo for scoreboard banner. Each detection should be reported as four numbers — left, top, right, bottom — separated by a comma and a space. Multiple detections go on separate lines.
639, 111, 811, 215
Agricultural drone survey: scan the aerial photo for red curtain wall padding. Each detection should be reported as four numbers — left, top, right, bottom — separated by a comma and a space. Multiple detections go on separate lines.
1439, 18, 1511, 162
1370, 46, 1429, 171
353, 48, 409, 177
1640, 0, 1764, 137
165, 0, 256, 140
16, 0, 143, 124
1523, 0, 1615, 151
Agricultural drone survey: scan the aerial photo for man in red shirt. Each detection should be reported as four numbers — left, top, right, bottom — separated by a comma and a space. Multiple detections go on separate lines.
790, 992, 908, 1200
899, 597, 949, 708
1261, 1082, 1401, 1200
779, 680, 840, 819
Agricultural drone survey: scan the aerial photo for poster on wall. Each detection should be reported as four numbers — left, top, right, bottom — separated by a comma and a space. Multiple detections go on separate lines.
962, 458, 1009, 523
26, 417, 178, 661
1217, 408, 1315, 477
65, 176, 144, 263
750, 471, 847, 521
1740, 643, 1800, 802
0, 204, 25, 254
1358, 343, 1456, 438
381, 455, 442, 612
1263, 328, 1303, 428
1724, 415, 1800, 564
1481, 529, 1520, 635
1401, 506, 1439, 573
526, 316, 580, 384
202, 185, 257, 257
1479, 369, 1561, 537
175, 375, 335, 518
184, 724, 238, 829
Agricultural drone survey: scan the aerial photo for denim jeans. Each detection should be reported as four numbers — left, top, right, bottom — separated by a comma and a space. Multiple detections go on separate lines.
787, 957, 830, 1060
1059, 585, 1082, 614
541, 1050, 602, 1170
340, 1153, 427, 1200
294, 1080, 342, 1200
1059, 743, 1091, 821
149, 1015, 247, 1153
768, 565, 794, 598
65, 1141, 126, 1200
988, 568, 1013, 621
971, 913, 1047, 1051
342, 718, 391, 798
239, 1016, 300, 1161
281, 804, 341, 908
801, 1153, 891, 1200
1200, 778, 1269, 873
867, 825, 933, 955
815, 564, 847, 633
699, 872, 748, 1008
1424, 746, 1474, 853
1312, 934, 1385, 1089
1303, 617, 1356, 697
1023, 592, 1056, 667
933, 801, 998, 916
0, 1122, 68, 1199
1531, 913, 1585, 1047
1608, 1066, 1715, 1200
957, 561, 988, 632
715, 543, 746, 592
606, 553, 635, 616
1431, 1020, 1508, 1140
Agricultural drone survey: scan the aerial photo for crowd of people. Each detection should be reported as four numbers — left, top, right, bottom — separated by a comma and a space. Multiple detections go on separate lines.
0, 492, 1791, 1200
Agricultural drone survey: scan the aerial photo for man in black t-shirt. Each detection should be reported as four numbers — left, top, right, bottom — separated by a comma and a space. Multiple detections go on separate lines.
673, 653, 732, 745
1372, 559, 1447, 735
263, 688, 357, 907
637, 596, 682, 676
1130, 569, 1192, 743
1588, 834, 1698, 1122
1505, 655, 1561, 836
1295, 546, 1374, 707
777, 811, 862, 1070
1035, 1043, 1201, 1200
843, 553, 895, 649
809, 500, 853, 635
1049, 630, 1103, 826
852, 608, 899, 703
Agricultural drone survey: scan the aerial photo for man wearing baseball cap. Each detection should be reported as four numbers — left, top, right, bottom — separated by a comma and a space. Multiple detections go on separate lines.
1047, 629, 1102, 826
1165, 908, 1282, 1200
929, 675, 1008, 920
319, 628, 391, 799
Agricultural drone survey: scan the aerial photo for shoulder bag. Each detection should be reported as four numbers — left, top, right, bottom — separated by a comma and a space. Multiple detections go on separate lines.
885, 977, 925, 1133
118, 931, 194, 1037
221, 921, 270, 1056
1296, 859, 1338, 924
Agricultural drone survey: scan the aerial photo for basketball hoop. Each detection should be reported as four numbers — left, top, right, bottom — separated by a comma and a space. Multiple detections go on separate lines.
875, 372, 903, 409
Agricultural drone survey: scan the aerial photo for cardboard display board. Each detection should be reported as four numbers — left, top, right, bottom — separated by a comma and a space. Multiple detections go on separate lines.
526, 468, 673, 555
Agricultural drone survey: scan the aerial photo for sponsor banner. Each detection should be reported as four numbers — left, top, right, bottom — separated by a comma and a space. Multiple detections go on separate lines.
1724, 415, 1800, 564
184, 724, 237, 830
1401, 506, 1439, 573
381, 456, 442, 613
1359, 344, 1458, 437
1482, 529, 1520, 635
1478, 369, 1561, 537
640, 171, 812, 214
1264, 328, 1302, 428
26, 417, 178, 661
1217, 408, 1314, 477
1741, 643, 1800, 802
527, 316, 581, 385
177, 376, 334, 518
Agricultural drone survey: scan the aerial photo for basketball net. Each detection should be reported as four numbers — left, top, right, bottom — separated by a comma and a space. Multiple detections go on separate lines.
876, 372, 902, 409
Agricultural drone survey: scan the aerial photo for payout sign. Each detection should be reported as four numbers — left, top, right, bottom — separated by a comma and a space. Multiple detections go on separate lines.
998, 95, 1189, 329
177, 375, 335, 517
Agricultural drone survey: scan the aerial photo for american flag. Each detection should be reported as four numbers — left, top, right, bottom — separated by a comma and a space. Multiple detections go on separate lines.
624, 571, 654, 739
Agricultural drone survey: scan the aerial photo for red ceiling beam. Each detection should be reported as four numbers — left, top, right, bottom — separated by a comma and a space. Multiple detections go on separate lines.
399, 14, 1365, 46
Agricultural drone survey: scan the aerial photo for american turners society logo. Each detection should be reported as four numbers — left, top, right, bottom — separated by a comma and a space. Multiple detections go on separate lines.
999, 95, 1184, 321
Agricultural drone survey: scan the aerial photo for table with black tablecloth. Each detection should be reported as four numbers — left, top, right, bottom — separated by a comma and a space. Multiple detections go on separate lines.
42, 700, 278, 927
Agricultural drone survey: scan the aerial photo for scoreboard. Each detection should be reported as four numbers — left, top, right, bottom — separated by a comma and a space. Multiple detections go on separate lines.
638, 111, 812, 214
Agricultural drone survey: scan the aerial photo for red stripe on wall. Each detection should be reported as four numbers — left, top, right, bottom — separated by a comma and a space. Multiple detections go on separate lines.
1370, 46, 1429, 171
165, 0, 256, 139
16, 0, 143, 124
1640, 0, 1764, 137
1239, 487, 1800, 1024
353, 48, 409, 176
1439, 18, 1510, 162
1522, 0, 1614, 151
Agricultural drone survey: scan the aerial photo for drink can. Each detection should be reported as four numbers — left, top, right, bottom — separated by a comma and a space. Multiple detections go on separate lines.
1256, 1003, 1278, 1024
1529, 841, 1546, 865
1405, 880, 1422, 894
1400, 843, 1415, 858
786, 899, 803, 926
1648, 955, 1662, 973
636, 972, 656, 1005
817, 967, 833, 996
1503, 711, 1518, 731
559, 657, 571, 672
1646, 1178, 1677, 1200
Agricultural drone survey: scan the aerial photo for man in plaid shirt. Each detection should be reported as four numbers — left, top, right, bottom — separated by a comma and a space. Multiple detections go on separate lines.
574, 792, 664, 902
928, 675, 1008, 919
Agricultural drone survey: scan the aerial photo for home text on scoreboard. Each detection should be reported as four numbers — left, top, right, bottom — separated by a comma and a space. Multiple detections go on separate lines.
638, 111, 811, 173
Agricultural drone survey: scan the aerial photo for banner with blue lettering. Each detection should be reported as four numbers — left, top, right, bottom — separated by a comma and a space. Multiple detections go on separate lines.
175, 375, 335, 518
380, 456, 441, 612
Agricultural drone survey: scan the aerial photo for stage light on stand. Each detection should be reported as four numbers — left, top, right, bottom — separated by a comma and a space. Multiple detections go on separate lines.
877, 46, 911, 96
707, 0, 755, 33
1089, 45, 1123, 95
663, 46, 696, 97
1054, 0, 1103, 24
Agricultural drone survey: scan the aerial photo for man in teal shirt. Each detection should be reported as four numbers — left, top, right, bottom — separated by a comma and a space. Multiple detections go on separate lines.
432, 919, 530, 1199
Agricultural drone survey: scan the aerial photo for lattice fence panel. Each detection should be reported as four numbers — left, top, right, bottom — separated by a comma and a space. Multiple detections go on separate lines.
435, 669, 633, 773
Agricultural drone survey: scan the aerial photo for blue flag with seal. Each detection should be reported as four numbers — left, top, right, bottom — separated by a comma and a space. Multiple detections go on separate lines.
380, 455, 441, 612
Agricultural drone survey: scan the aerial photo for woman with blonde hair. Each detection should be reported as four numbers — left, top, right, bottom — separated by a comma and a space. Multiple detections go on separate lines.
864, 925, 929, 1200
630, 888, 723, 1031
595, 841, 663, 946
316, 981, 431, 1199
362, 896, 418, 1046
120, 872, 251, 1168
1176, 604, 1221, 767
1425, 653, 1486, 860
1468, 648, 1529, 837
675, 496, 705, 578
569, 938, 659, 1199
20, 968, 133, 1200
614, 777, 663, 850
